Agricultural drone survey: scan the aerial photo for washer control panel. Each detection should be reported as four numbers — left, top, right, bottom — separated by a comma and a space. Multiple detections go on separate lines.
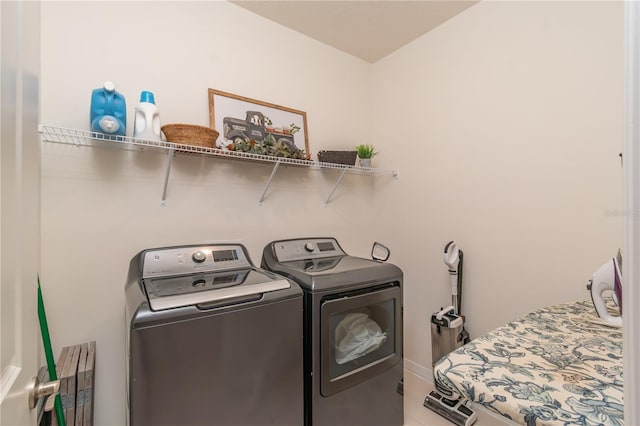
142, 245, 251, 278
272, 238, 345, 262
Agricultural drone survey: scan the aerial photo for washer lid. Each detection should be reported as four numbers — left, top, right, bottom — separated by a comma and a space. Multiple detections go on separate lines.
143, 268, 290, 311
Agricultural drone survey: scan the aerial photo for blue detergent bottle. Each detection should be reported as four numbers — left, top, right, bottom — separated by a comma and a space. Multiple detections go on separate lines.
90, 81, 126, 136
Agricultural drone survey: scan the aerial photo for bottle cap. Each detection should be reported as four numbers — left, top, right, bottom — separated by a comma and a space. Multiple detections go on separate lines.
103, 81, 115, 92
139, 91, 155, 104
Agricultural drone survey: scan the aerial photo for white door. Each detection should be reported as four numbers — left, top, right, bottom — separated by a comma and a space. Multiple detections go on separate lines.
0, 1, 42, 425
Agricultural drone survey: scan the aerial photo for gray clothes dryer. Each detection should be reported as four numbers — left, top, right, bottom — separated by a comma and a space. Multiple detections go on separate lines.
125, 243, 303, 426
262, 237, 403, 426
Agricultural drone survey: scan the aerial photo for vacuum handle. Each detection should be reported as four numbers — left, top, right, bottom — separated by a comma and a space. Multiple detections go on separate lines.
436, 306, 455, 320
450, 275, 458, 296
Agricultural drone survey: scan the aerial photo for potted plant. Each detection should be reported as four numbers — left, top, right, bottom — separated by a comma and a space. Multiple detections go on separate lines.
355, 144, 378, 168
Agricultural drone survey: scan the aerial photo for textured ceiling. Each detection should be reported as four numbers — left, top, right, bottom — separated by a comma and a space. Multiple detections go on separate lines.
231, 1, 478, 63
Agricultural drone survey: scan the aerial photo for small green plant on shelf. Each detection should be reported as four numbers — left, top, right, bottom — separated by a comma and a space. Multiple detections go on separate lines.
354, 144, 378, 159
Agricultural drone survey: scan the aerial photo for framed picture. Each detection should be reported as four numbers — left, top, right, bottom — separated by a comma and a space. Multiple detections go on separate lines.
208, 88, 310, 160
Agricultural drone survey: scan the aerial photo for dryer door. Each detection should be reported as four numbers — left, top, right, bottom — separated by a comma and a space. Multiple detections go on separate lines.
320, 284, 401, 396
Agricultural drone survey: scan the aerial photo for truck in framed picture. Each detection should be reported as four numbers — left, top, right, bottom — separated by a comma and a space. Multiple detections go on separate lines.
208, 88, 309, 160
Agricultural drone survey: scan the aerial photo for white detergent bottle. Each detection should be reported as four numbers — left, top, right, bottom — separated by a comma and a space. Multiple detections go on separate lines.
133, 91, 161, 141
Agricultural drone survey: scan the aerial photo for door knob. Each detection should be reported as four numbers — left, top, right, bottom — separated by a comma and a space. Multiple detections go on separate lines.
28, 375, 60, 410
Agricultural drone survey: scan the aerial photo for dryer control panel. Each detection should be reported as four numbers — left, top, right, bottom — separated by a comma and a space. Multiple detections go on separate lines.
272, 238, 346, 262
142, 244, 252, 278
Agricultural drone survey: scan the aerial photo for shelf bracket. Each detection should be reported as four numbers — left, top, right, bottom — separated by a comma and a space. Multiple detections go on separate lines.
161, 148, 175, 206
325, 169, 347, 205
259, 161, 281, 204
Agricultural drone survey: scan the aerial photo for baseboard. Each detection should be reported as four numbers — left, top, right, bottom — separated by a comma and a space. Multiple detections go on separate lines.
403, 358, 433, 383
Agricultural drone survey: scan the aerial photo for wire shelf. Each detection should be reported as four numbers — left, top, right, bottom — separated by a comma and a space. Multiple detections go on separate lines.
38, 125, 398, 177
39, 124, 398, 205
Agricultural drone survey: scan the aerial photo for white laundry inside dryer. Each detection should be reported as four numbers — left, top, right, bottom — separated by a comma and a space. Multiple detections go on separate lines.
335, 312, 387, 364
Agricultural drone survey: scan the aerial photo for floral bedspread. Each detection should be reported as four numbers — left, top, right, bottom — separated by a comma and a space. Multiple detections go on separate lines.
433, 300, 623, 426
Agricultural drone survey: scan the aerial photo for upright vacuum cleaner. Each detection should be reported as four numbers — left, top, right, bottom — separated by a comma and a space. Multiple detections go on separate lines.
423, 241, 477, 426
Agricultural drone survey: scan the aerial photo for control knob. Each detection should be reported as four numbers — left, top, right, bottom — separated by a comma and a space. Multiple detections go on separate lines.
192, 251, 207, 263
304, 243, 315, 252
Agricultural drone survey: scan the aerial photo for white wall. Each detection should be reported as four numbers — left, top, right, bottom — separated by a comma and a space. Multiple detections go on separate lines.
40, 1, 624, 425
40, 2, 376, 425
372, 1, 623, 375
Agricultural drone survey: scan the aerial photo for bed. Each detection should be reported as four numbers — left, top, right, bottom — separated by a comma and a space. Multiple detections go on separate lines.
433, 300, 623, 426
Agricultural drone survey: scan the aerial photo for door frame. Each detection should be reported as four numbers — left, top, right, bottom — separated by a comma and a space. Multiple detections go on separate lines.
0, 1, 42, 425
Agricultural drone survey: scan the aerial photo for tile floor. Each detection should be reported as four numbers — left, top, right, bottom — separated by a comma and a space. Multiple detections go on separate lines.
403, 370, 513, 426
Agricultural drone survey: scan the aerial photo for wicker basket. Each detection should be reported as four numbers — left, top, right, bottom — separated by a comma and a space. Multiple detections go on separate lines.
161, 124, 220, 149
317, 150, 357, 165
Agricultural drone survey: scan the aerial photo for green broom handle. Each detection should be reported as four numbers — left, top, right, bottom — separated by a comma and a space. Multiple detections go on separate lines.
37, 276, 66, 426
